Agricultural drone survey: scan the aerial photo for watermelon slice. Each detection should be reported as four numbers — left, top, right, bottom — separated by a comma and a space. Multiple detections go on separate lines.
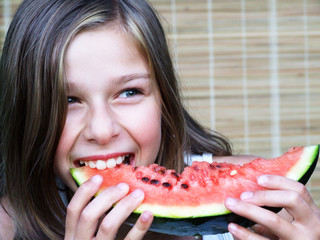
70, 145, 319, 235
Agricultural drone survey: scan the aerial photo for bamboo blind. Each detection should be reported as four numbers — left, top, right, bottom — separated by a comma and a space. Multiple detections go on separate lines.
151, 0, 320, 206
1, 0, 320, 205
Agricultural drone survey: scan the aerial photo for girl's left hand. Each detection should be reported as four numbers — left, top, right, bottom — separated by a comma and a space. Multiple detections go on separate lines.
225, 175, 320, 240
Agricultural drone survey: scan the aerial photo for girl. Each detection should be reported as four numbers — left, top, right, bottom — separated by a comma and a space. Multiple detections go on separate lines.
0, 0, 319, 239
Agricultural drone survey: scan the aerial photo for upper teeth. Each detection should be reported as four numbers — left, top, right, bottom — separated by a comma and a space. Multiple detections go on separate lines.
82, 155, 128, 170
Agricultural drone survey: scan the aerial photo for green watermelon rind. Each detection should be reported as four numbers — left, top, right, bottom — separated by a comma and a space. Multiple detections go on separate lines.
70, 145, 319, 219
134, 202, 230, 218
286, 145, 319, 183
71, 168, 90, 186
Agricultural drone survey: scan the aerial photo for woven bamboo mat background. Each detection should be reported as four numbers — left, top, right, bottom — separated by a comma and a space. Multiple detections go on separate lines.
1, 0, 320, 205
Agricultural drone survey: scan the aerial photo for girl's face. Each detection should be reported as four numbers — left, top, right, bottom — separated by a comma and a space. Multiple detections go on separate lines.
54, 25, 162, 191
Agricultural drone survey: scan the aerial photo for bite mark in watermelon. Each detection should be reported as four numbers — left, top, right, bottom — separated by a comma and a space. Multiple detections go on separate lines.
70, 145, 319, 219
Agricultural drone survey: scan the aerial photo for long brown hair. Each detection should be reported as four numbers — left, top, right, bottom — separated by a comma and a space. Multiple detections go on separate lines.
0, 0, 231, 238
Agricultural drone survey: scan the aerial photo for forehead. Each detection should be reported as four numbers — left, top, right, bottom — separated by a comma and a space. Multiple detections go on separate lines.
63, 23, 160, 92
72, 22, 147, 57
66, 25, 138, 63
65, 23, 149, 68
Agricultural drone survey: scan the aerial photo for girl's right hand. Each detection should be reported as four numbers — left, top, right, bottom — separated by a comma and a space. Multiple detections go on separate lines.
65, 175, 153, 240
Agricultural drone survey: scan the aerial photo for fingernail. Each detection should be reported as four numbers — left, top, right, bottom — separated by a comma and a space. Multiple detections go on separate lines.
141, 211, 152, 222
117, 183, 129, 191
258, 175, 268, 186
91, 175, 102, 183
240, 191, 253, 200
131, 189, 144, 199
225, 198, 237, 208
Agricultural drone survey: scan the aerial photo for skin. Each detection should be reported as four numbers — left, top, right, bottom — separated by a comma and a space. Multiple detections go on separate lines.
54, 24, 162, 192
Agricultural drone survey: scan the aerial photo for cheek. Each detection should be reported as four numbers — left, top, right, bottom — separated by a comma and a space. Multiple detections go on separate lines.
54, 124, 73, 162
54, 114, 81, 160
137, 115, 161, 147
130, 105, 162, 165
53, 123, 78, 190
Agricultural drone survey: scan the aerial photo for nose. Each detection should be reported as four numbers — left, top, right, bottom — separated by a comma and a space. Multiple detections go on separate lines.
83, 105, 121, 145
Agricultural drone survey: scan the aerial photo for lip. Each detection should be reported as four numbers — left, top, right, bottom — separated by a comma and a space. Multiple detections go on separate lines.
73, 152, 135, 167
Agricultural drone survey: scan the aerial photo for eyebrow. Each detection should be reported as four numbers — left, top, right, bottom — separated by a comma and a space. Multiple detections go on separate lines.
65, 73, 151, 92
115, 73, 151, 83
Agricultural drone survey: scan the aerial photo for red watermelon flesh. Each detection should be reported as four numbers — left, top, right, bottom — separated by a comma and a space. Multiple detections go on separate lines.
70, 145, 319, 218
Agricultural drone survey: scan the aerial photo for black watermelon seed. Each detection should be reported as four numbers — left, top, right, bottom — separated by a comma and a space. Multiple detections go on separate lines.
162, 182, 171, 188
171, 172, 180, 179
141, 177, 150, 182
150, 179, 160, 185
181, 183, 189, 189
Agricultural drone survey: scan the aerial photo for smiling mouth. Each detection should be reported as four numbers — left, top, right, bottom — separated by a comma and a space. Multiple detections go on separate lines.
75, 154, 134, 170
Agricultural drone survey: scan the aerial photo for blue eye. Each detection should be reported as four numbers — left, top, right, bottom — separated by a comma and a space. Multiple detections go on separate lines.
119, 89, 141, 98
67, 96, 79, 104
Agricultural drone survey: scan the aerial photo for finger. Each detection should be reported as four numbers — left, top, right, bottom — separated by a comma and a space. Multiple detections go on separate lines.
65, 175, 103, 240
258, 175, 317, 211
74, 183, 130, 239
225, 197, 295, 239
240, 189, 312, 223
124, 211, 153, 240
95, 189, 145, 240
228, 223, 269, 240
249, 224, 278, 239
